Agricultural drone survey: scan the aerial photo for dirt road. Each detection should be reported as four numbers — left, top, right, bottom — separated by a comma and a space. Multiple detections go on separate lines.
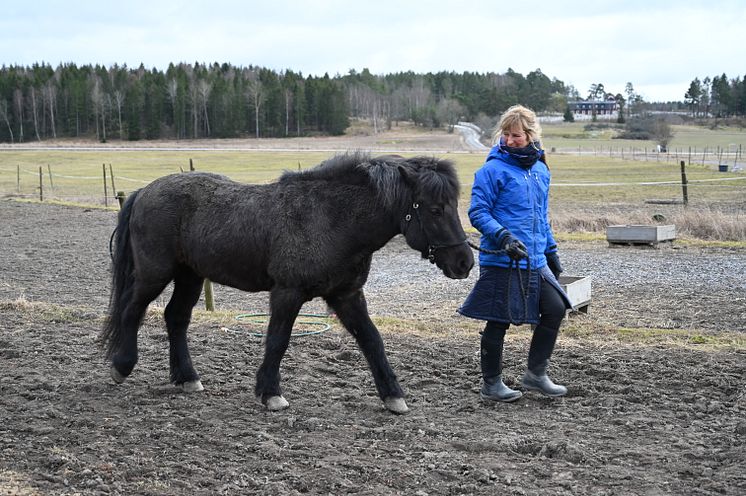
1, 199, 745, 495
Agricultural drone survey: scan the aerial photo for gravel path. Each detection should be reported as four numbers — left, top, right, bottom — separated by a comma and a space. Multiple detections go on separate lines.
2, 200, 745, 495
1, 200, 744, 333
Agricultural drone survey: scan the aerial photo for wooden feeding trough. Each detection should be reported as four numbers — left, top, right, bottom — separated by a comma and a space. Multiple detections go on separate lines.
606, 224, 676, 246
559, 275, 592, 314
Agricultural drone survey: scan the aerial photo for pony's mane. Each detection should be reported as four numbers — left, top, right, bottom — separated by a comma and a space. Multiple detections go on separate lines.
280, 152, 460, 210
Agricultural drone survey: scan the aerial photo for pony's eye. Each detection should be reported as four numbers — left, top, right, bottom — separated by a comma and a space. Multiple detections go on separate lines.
429, 207, 443, 217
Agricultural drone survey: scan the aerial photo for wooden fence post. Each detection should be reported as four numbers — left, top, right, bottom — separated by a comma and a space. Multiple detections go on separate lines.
17, 165, 20, 192
680, 160, 688, 206
203, 279, 215, 311
109, 164, 116, 196
116, 191, 126, 208
47, 164, 54, 190
38, 167, 43, 201
184, 158, 214, 310
102, 164, 109, 207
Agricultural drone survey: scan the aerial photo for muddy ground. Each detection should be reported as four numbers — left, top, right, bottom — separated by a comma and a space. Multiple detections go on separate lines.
1, 200, 745, 495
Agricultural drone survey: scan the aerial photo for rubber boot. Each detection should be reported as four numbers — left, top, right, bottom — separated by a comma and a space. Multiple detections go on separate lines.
481, 375, 523, 402
522, 324, 567, 397
521, 361, 567, 397
480, 322, 522, 403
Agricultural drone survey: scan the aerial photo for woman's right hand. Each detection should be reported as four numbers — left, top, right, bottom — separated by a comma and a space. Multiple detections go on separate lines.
499, 233, 528, 261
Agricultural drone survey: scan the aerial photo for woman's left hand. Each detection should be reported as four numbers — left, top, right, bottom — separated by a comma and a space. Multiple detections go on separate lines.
546, 251, 563, 279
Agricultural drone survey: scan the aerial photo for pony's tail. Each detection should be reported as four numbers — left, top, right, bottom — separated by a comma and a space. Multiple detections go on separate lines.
101, 189, 141, 359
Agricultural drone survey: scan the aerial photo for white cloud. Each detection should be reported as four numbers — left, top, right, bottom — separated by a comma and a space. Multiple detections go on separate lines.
2, 0, 745, 102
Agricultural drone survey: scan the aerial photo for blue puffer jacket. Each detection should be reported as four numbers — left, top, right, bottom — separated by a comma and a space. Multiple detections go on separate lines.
469, 143, 557, 269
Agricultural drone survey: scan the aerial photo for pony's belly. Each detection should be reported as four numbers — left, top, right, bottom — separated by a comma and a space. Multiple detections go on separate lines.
207, 272, 273, 293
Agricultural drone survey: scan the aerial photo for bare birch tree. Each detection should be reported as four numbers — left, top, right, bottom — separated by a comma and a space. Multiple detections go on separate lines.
436, 98, 465, 131
30, 87, 41, 140
185, 66, 200, 138
284, 88, 292, 136
44, 81, 57, 139
167, 78, 178, 138
112, 90, 124, 140
245, 70, 263, 138
13, 89, 24, 142
197, 79, 211, 137
91, 77, 107, 142
0, 100, 14, 142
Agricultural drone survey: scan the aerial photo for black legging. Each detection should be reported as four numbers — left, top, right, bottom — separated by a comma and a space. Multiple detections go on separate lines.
482, 277, 566, 375
537, 276, 567, 330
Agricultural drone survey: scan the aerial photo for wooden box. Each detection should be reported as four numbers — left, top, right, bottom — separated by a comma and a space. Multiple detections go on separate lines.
606, 224, 676, 244
559, 275, 592, 313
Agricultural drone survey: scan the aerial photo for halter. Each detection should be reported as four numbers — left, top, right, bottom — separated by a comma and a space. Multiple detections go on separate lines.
402, 201, 467, 263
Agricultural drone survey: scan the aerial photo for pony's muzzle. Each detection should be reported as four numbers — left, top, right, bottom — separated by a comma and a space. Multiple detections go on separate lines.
434, 244, 474, 279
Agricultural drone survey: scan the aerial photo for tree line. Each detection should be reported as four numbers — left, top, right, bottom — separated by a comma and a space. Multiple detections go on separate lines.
684, 74, 746, 117
0, 62, 350, 143
0, 62, 583, 143
8, 62, 744, 145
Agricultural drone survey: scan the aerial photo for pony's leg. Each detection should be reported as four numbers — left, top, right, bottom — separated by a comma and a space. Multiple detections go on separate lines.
327, 290, 408, 414
111, 280, 169, 383
255, 287, 306, 411
164, 268, 205, 392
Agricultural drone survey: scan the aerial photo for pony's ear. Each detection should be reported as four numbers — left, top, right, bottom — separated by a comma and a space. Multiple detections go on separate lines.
397, 164, 417, 186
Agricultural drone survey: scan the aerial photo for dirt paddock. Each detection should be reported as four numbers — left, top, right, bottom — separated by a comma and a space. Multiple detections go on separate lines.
1, 200, 745, 495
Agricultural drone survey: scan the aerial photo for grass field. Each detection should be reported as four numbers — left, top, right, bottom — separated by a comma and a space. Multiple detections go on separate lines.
0, 150, 334, 203
2, 149, 743, 203
1, 135, 744, 241
542, 122, 746, 156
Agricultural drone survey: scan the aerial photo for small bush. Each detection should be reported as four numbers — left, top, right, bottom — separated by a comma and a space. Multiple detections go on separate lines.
614, 115, 673, 146
563, 107, 575, 123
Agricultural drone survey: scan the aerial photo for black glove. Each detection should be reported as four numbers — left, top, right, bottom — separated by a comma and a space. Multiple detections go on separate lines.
498, 231, 528, 261
545, 251, 563, 279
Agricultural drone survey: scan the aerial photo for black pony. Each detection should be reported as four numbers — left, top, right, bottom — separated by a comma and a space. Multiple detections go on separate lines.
102, 153, 473, 413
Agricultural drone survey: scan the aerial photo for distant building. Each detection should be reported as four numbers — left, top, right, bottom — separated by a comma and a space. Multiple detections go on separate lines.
568, 98, 618, 116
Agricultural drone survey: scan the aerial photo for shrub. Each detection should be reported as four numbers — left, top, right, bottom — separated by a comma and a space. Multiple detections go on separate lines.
614, 115, 673, 147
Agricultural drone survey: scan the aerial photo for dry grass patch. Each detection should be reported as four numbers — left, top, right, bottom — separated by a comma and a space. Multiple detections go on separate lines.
0, 297, 96, 323
551, 203, 746, 242
561, 320, 746, 351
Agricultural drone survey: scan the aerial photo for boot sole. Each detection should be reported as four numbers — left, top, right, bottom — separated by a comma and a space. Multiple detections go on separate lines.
522, 383, 567, 397
480, 392, 523, 403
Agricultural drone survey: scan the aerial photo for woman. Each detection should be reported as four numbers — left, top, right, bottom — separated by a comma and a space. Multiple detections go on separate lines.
459, 104, 571, 402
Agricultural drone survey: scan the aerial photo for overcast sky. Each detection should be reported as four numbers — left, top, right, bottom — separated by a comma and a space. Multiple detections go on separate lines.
3, 0, 744, 103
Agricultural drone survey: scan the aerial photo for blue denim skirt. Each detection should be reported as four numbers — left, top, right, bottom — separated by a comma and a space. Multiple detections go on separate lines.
458, 264, 571, 325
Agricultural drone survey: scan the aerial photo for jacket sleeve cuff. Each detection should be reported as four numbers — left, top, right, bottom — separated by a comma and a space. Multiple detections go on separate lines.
545, 243, 558, 254
495, 228, 509, 245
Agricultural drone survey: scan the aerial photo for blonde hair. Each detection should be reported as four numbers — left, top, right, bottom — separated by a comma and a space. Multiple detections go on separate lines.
492, 104, 542, 145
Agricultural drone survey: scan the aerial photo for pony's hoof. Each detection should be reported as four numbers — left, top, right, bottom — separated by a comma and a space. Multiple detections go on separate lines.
263, 395, 289, 411
178, 380, 204, 393
110, 366, 127, 384
384, 397, 409, 414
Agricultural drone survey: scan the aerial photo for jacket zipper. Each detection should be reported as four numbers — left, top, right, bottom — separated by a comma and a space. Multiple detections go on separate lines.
526, 172, 536, 269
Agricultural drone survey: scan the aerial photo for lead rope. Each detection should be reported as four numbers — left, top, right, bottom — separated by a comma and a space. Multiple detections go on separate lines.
109, 227, 118, 261
467, 240, 531, 323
